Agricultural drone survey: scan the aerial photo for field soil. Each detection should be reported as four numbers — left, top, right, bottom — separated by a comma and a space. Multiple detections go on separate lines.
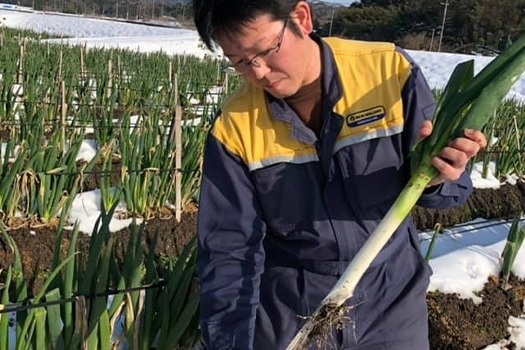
0, 181, 524, 349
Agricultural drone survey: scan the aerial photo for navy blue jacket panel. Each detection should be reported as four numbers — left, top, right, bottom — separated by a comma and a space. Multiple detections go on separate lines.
197, 35, 473, 350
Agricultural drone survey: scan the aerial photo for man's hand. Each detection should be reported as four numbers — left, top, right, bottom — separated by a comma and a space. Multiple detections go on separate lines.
419, 120, 488, 188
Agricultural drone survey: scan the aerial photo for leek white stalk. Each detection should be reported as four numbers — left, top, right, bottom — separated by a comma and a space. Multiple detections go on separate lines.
286, 35, 525, 350
286, 169, 434, 349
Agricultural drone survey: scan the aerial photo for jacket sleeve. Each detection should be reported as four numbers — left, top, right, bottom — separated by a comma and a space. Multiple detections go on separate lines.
197, 131, 266, 350
399, 48, 473, 209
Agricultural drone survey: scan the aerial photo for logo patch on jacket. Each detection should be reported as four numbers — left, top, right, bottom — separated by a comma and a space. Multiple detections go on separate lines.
346, 106, 386, 127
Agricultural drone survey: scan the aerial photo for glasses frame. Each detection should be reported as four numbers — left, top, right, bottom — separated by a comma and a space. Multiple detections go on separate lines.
231, 18, 289, 73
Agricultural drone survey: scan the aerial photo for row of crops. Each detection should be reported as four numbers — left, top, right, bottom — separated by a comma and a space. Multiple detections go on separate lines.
0, 26, 244, 350
0, 27, 243, 227
478, 99, 525, 179
0, 26, 523, 229
0, 25, 523, 349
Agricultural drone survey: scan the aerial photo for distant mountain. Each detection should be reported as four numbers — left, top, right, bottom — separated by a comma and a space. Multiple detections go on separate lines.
157, 0, 350, 5
156, 0, 191, 5
16, 0, 347, 29
312, 0, 349, 7
154, 0, 350, 9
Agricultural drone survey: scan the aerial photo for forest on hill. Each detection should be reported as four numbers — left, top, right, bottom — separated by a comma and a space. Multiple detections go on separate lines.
321, 0, 525, 54
3, 0, 525, 54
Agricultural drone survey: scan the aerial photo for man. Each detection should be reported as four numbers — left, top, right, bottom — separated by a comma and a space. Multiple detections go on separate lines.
193, 1, 487, 349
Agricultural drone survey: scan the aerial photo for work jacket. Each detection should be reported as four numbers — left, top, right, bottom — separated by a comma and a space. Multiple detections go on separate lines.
197, 35, 472, 350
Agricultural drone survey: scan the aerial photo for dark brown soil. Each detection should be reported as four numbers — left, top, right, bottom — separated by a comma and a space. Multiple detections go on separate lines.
0, 182, 524, 349
0, 209, 197, 294
428, 275, 525, 350
412, 181, 525, 231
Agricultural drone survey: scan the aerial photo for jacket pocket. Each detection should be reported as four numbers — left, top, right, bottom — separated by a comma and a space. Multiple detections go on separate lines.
252, 161, 325, 236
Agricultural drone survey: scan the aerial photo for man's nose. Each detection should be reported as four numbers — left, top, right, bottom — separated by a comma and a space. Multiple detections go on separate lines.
251, 63, 271, 80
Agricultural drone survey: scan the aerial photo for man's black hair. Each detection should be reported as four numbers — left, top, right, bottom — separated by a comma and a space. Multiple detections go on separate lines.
193, 0, 302, 52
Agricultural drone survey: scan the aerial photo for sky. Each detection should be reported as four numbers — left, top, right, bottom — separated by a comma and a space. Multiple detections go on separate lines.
1, 8, 525, 349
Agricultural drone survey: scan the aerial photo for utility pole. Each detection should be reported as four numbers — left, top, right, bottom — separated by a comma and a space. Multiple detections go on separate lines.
329, 7, 335, 36
438, 0, 449, 52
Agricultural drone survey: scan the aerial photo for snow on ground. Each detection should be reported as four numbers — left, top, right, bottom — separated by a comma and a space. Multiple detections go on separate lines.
1, 9, 524, 349
408, 49, 525, 102
0, 9, 221, 58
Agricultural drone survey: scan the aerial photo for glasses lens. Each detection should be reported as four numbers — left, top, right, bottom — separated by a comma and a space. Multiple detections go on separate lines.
230, 19, 287, 74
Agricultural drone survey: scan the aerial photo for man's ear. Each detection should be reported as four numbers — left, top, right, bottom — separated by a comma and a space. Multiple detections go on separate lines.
292, 1, 314, 35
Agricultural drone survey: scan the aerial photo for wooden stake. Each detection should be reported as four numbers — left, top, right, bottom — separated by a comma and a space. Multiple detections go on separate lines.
168, 61, 172, 85
117, 55, 121, 82
174, 74, 182, 222
223, 72, 229, 96
57, 49, 63, 83
80, 45, 86, 86
61, 80, 67, 154
107, 58, 113, 105
17, 41, 24, 84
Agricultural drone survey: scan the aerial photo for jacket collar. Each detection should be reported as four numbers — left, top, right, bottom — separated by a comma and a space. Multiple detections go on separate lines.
266, 33, 344, 145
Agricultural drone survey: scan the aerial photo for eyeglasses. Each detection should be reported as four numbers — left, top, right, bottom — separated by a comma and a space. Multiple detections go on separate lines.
230, 18, 289, 74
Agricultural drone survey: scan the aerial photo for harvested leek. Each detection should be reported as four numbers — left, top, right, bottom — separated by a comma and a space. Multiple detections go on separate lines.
286, 35, 525, 350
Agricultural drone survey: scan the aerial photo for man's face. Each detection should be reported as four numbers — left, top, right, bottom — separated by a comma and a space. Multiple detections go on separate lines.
216, 12, 320, 99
